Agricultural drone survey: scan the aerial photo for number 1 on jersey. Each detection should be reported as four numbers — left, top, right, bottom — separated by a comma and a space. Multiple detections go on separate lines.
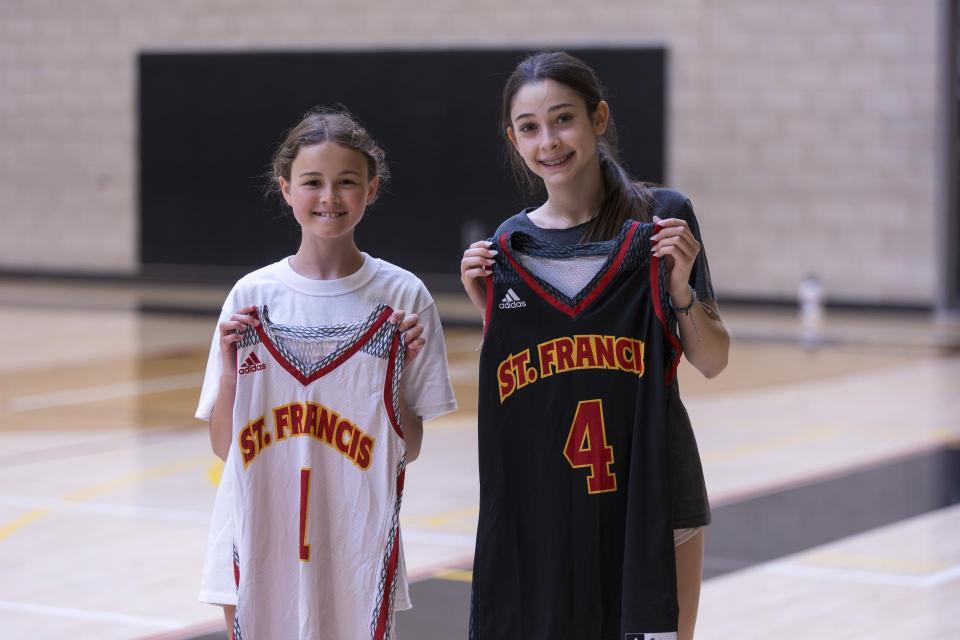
299, 467, 311, 561
563, 399, 617, 493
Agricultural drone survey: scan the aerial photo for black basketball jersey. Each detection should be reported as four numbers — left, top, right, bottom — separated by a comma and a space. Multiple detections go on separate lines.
469, 220, 682, 640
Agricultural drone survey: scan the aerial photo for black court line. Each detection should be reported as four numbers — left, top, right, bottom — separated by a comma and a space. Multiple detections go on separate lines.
187, 445, 960, 639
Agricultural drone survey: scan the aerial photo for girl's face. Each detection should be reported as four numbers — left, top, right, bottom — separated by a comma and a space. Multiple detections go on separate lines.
279, 142, 379, 242
507, 79, 608, 190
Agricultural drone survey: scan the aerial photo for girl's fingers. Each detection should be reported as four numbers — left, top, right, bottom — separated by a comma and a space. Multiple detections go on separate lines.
652, 217, 685, 229
651, 224, 691, 242
404, 337, 426, 362
652, 234, 699, 257
400, 313, 423, 334
653, 244, 696, 270
463, 249, 498, 261
220, 319, 251, 332
403, 325, 424, 343
229, 314, 260, 326
461, 256, 495, 270
462, 266, 492, 280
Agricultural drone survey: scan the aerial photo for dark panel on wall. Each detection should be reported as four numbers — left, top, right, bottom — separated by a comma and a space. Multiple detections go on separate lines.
139, 48, 665, 281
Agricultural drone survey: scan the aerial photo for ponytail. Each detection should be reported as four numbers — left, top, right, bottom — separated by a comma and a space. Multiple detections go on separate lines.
583, 143, 653, 242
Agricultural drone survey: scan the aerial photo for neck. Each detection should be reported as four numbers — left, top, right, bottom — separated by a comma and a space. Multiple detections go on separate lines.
542, 159, 605, 227
290, 236, 364, 280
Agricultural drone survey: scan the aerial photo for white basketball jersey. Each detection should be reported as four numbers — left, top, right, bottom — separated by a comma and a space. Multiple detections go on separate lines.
226, 302, 407, 640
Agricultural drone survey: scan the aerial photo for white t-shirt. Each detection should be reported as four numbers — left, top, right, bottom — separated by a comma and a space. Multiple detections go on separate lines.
197, 254, 458, 607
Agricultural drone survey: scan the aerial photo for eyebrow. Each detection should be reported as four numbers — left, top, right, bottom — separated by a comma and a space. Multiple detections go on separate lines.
513, 103, 577, 122
297, 170, 362, 177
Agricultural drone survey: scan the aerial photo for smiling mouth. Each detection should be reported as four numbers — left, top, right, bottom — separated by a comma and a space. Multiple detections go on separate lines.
312, 211, 347, 218
540, 151, 574, 168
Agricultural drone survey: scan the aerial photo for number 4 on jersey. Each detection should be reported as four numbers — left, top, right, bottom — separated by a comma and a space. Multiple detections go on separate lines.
563, 399, 617, 493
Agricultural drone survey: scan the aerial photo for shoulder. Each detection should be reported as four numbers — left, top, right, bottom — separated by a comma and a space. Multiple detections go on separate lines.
221, 259, 288, 305
367, 258, 435, 311
492, 209, 533, 240
649, 187, 695, 221
231, 260, 286, 289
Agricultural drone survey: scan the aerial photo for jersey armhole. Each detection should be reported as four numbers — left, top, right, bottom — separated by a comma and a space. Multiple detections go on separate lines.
483, 272, 494, 337
650, 223, 683, 387
383, 328, 405, 440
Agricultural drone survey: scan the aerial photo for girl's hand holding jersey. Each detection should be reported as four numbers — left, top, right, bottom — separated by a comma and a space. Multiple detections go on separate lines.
460, 240, 498, 314
650, 215, 702, 305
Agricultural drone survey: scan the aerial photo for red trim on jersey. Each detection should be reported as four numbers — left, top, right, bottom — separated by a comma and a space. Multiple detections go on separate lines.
373, 469, 406, 640
650, 222, 684, 387
384, 329, 404, 440
499, 222, 638, 318
250, 306, 393, 386
483, 273, 494, 337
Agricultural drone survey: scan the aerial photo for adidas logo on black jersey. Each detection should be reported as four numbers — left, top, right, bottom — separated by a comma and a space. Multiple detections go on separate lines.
499, 288, 527, 309
238, 352, 266, 375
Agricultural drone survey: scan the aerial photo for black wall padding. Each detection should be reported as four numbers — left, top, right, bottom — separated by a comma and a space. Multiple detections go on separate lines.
139, 48, 665, 279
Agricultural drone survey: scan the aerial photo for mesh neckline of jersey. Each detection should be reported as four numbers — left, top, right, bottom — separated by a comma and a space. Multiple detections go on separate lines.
248, 302, 392, 385
500, 219, 648, 315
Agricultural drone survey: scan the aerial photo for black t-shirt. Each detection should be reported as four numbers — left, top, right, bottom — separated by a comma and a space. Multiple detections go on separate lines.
490, 187, 712, 528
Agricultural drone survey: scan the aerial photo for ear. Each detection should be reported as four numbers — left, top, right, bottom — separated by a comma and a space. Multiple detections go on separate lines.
278, 176, 294, 207
365, 175, 380, 204
506, 126, 519, 150
593, 101, 610, 135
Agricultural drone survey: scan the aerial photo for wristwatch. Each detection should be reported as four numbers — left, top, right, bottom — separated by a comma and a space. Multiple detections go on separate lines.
668, 285, 697, 316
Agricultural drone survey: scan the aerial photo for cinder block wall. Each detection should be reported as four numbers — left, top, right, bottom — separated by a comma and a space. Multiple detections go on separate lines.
0, 0, 943, 304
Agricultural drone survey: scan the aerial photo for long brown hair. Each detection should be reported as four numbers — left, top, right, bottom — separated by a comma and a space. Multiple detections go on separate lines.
269, 107, 390, 204
501, 51, 653, 241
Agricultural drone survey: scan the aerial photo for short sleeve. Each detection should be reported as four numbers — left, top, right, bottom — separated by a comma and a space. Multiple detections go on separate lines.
195, 288, 241, 421
402, 298, 458, 422
650, 188, 716, 302
676, 200, 717, 302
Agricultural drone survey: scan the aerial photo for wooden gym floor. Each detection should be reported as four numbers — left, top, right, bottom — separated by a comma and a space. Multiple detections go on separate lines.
0, 277, 957, 639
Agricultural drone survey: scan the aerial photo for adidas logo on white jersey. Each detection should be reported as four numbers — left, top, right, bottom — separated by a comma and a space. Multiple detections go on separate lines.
238, 352, 266, 375
499, 288, 527, 309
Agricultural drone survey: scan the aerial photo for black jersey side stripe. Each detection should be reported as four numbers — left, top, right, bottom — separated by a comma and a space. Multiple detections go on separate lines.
649, 224, 684, 387
483, 273, 494, 337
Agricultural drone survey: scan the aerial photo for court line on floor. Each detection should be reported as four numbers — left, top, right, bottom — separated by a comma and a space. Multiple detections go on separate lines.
0, 456, 209, 542
407, 552, 476, 583
0, 599, 182, 629
402, 529, 475, 548
7, 373, 203, 413
0, 494, 210, 523
700, 424, 839, 465
711, 432, 959, 507
761, 561, 960, 588
0, 424, 201, 468
403, 505, 479, 528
